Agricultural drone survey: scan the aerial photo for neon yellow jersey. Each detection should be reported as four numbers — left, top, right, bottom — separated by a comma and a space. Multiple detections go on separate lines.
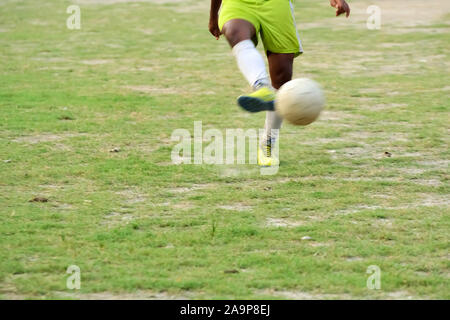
219, 0, 303, 57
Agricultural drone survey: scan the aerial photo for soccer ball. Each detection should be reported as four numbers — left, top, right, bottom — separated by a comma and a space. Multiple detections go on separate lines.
275, 78, 325, 126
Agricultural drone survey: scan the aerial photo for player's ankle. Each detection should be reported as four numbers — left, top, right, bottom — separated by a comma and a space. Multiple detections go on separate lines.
260, 135, 276, 151
252, 78, 271, 91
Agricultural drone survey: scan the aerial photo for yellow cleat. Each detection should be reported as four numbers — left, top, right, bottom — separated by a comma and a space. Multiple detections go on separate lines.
257, 144, 279, 167
237, 87, 276, 113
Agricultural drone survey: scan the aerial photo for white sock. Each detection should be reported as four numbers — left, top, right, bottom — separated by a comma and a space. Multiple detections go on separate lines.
232, 40, 269, 88
262, 111, 283, 146
231, 40, 280, 147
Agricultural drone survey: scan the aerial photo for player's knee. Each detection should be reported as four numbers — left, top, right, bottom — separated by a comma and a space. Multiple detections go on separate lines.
224, 27, 250, 47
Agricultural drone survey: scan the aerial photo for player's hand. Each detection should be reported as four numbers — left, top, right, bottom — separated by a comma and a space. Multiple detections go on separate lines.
208, 18, 221, 40
330, 0, 350, 17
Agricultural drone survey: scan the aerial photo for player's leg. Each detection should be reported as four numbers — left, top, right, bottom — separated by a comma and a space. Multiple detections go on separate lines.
218, 1, 275, 112
255, 0, 300, 166
222, 19, 255, 48
238, 0, 302, 114
234, 40, 276, 113
264, 51, 294, 143
258, 52, 294, 165
267, 52, 294, 90
222, 19, 272, 92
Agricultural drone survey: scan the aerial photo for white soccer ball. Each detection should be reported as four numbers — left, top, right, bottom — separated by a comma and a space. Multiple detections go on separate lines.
275, 78, 325, 126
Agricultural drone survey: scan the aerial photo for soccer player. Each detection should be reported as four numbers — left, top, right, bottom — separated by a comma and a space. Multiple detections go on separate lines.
209, 0, 350, 166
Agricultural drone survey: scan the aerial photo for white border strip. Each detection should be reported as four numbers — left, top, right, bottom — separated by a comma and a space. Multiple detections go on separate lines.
289, 0, 303, 53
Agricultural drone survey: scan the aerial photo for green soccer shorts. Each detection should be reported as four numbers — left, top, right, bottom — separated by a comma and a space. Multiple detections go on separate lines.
218, 0, 303, 57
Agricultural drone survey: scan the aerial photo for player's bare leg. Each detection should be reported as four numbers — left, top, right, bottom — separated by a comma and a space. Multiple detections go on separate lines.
265, 51, 294, 138
267, 52, 294, 90
222, 19, 256, 48
258, 52, 294, 166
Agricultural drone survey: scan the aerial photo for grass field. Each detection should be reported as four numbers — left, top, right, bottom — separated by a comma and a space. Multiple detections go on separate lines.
0, 0, 449, 299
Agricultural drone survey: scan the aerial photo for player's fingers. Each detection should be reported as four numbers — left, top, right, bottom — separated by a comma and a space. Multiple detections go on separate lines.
209, 27, 219, 39
345, 4, 350, 17
214, 29, 221, 40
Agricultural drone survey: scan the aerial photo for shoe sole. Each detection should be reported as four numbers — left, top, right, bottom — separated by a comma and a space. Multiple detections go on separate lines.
237, 96, 275, 113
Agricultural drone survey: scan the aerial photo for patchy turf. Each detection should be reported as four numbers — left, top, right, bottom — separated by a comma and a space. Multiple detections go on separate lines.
0, 0, 449, 299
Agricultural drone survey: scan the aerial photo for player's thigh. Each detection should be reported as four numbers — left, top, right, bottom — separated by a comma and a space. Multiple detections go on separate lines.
222, 19, 257, 47
267, 52, 294, 89
219, 0, 260, 47
259, 0, 303, 57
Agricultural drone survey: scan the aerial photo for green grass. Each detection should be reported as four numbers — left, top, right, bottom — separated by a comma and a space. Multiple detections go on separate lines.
0, 0, 449, 299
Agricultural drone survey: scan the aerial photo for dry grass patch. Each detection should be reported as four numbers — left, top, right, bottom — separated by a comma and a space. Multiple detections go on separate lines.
338, 193, 449, 214
417, 160, 449, 169
172, 202, 195, 210
308, 0, 450, 29
81, 59, 112, 65
259, 289, 353, 300
115, 188, 147, 204
54, 289, 194, 300
218, 203, 253, 212
101, 211, 134, 227
167, 183, 215, 193
12, 133, 87, 144
265, 218, 304, 228
124, 85, 180, 95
